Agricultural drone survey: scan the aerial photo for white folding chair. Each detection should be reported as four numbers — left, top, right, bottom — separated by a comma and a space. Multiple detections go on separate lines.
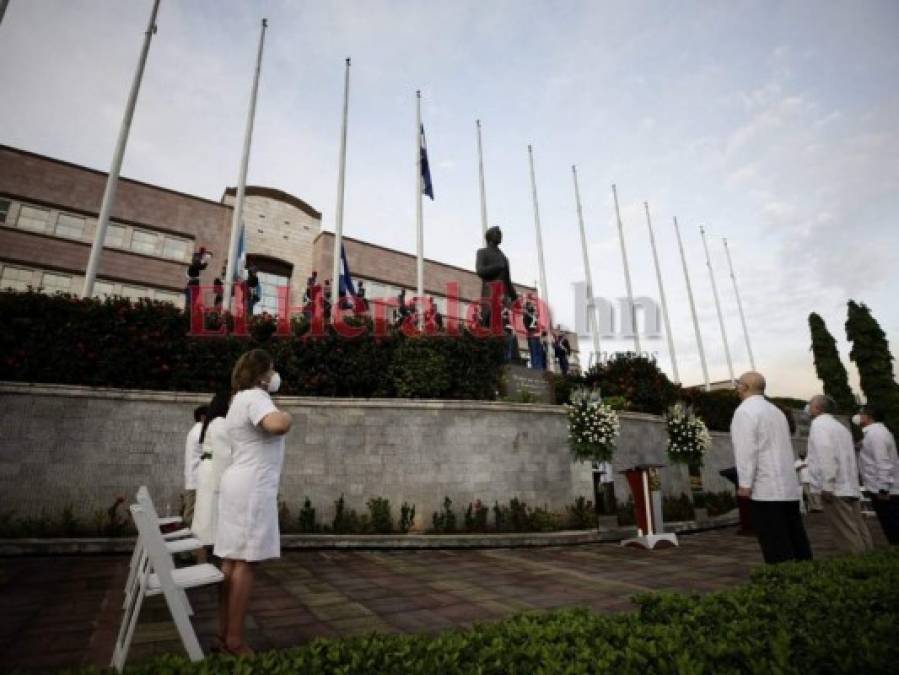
122, 487, 202, 612
111, 504, 223, 672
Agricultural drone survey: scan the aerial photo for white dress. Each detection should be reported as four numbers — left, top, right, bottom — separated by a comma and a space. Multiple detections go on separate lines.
213, 388, 285, 561
191, 417, 233, 546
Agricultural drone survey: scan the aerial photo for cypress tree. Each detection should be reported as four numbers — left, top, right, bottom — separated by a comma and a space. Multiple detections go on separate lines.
808, 312, 856, 411
845, 300, 899, 435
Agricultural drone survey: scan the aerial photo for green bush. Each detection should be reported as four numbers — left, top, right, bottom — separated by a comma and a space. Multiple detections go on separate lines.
583, 354, 680, 414
61, 549, 899, 675
564, 496, 597, 530
0, 290, 505, 400
463, 500, 489, 532
398, 502, 416, 534
431, 497, 457, 533
366, 497, 394, 534
297, 497, 318, 533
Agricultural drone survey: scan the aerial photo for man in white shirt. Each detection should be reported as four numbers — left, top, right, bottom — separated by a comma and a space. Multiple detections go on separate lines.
806, 395, 873, 553
183, 405, 207, 525
856, 404, 899, 544
731, 372, 812, 563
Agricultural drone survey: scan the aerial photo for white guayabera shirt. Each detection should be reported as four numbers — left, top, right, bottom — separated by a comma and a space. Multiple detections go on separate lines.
184, 421, 203, 490
807, 413, 860, 498
730, 395, 801, 501
859, 422, 899, 495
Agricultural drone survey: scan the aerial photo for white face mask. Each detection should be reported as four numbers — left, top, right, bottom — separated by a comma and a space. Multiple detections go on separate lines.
266, 371, 281, 394
851, 414, 862, 426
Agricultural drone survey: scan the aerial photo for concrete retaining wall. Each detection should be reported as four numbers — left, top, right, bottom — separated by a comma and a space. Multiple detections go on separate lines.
0, 382, 806, 529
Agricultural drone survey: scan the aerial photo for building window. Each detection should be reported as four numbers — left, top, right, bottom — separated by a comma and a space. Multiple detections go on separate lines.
104, 224, 126, 248
17, 205, 50, 233
162, 236, 190, 261
93, 281, 115, 299
0, 199, 9, 224
256, 271, 289, 315
41, 272, 72, 294
121, 285, 149, 301
55, 213, 85, 239
130, 230, 158, 256
1, 266, 33, 291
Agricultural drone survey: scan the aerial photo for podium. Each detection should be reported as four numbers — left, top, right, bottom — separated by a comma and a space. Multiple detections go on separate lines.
719, 467, 754, 536
621, 464, 678, 549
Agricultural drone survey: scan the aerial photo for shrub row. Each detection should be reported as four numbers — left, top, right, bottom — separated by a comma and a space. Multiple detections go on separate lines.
0, 291, 505, 399
56, 548, 899, 674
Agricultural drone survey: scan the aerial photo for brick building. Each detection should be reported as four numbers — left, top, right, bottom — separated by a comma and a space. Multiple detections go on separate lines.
0, 144, 578, 368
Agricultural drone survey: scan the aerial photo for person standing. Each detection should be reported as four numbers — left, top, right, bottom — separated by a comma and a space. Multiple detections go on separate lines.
523, 297, 543, 370
214, 350, 292, 656
192, 392, 233, 558
731, 371, 812, 563
553, 328, 571, 376
856, 404, 899, 544
183, 405, 207, 527
806, 395, 872, 553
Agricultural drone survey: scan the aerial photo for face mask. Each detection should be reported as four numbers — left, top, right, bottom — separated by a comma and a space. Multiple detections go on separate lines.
803, 404, 811, 415
266, 371, 281, 394
851, 414, 862, 426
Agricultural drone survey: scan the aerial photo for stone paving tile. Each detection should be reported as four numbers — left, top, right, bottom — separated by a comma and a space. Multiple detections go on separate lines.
0, 514, 890, 671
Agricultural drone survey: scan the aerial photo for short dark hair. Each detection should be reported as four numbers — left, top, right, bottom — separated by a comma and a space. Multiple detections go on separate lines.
860, 404, 885, 422
193, 405, 208, 423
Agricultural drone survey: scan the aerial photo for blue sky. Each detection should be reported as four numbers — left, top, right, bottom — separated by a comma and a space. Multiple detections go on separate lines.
1, 0, 897, 398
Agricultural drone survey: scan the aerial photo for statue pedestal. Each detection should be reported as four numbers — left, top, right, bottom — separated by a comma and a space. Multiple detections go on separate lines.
502, 364, 553, 403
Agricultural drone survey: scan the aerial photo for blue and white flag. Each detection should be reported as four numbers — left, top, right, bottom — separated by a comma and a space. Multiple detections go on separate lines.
338, 243, 356, 297
420, 124, 434, 200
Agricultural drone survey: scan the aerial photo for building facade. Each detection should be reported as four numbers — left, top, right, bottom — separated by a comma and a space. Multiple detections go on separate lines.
0, 144, 578, 369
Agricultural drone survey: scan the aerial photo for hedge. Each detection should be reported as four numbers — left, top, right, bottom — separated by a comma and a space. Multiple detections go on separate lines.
0, 291, 505, 399
45, 548, 899, 674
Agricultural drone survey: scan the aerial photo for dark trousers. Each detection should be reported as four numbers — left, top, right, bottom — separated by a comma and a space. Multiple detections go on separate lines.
870, 495, 899, 545
750, 500, 813, 564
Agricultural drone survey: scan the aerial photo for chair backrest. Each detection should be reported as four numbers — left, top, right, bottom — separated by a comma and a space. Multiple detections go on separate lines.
129, 504, 176, 582
135, 486, 163, 522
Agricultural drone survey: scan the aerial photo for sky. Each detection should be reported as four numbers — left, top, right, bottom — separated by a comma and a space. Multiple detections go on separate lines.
1, 0, 897, 399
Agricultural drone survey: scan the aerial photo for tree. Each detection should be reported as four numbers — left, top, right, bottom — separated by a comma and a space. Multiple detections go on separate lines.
845, 300, 899, 435
808, 312, 856, 411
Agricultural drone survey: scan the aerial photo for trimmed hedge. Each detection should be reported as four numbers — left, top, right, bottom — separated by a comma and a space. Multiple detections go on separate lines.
0, 291, 504, 399
50, 548, 899, 674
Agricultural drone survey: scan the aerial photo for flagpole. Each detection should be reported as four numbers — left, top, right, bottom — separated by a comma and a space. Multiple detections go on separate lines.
612, 184, 640, 354
81, 0, 160, 298
476, 119, 488, 237
331, 57, 351, 308
0, 0, 10, 26
723, 238, 756, 370
674, 217, 710, 391
700, 224, 735, 385
644, 202, 679, 383
527, 145, 554, 372
223, 18, 268, 312
415, 91, 424, 328
572, 165, 601, 368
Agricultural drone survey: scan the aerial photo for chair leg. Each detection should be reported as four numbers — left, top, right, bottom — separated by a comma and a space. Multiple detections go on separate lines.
112, 574, 148, 672
161, 586, 204, 661
121, 542, 144, 610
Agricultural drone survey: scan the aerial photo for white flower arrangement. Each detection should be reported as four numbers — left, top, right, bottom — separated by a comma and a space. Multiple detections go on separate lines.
566, 387, 620, 462
665, 402, 712, 466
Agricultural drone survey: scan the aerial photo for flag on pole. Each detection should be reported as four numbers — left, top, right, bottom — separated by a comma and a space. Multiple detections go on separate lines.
420, 124, 434, 200
234, 223, 247, 281
338, 243, 356, 297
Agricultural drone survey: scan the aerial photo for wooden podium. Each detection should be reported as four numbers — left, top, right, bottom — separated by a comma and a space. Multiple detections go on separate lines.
620, 464, 679, 550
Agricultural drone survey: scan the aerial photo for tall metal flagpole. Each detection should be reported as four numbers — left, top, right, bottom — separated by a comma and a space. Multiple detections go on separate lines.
723, 238, 756, 370
644, 202, 679, 383
223, 18, 268, 311
331, 58, 351, 310
527, 145, 554, 372
81, 0, 160, 298
415, 91, 424, 328
572, 165, 601, 367
611, 184, 640, 354
476, 119, 488, 237
700, 225, 735, 385
674, 217, 710, 391
0, 0, 10, 26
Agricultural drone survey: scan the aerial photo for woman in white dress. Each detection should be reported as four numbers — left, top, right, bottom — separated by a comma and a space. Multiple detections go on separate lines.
213, 349, 292, 657
191, 392, 232, 550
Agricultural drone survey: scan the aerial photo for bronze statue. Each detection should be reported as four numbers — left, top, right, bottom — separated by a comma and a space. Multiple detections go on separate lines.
476, 226, 517, 328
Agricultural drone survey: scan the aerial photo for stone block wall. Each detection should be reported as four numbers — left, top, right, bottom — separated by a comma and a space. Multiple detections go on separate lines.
0, 382, 803, 530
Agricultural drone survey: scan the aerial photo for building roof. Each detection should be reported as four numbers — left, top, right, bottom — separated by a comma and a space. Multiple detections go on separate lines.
222, 186, 322, 220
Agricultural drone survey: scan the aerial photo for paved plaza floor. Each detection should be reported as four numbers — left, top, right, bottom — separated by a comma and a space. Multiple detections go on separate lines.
0, 513, 888, 671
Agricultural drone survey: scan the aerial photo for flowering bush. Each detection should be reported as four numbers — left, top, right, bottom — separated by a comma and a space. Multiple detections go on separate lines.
566, 387, 620, 462
665, 402, 712, 467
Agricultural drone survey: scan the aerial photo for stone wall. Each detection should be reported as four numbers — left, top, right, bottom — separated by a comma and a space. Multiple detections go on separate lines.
0, 382, 806, 529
